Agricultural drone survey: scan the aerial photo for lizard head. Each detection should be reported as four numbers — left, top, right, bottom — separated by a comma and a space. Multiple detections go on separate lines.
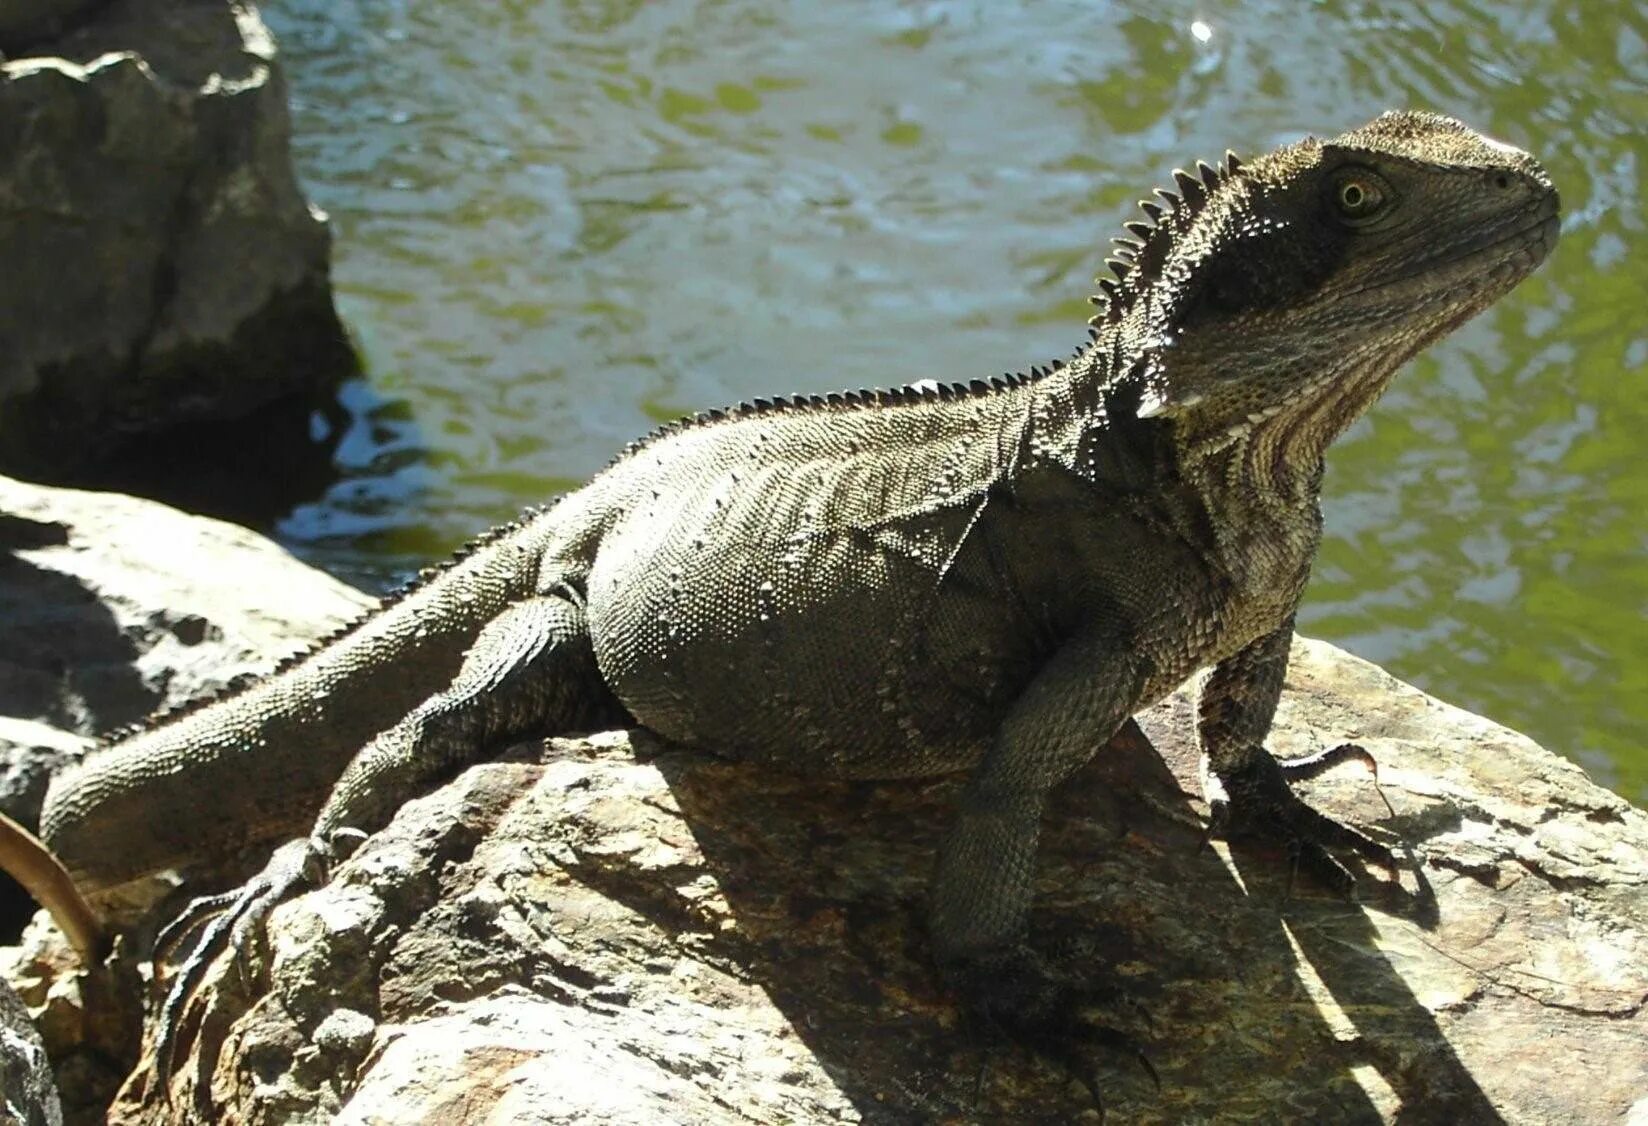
1093, 111, 1560, 454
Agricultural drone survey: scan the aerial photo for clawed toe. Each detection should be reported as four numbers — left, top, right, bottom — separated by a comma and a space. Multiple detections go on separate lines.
1289, 793, 1395, 866
153, 895, 243, 1088
1063, 1020, 1159, 1100
1286, 837, 1355, 899
946, 948, 1156, 1116
153, 887, 242, 963
1275, 742, 1396, 818
1009, 1000, 1158, 1119
149, 837, 323, 1092
1209, 749, 1399, 898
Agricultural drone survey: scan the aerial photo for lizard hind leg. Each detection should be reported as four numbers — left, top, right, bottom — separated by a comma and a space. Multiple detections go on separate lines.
147, 592, 615, 1099
928, 630, 1159, 1113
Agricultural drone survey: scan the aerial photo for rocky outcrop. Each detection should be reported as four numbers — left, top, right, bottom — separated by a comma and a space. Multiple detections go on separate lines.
0, 977, 59, 1126
0, 1, 104, 53
0, 484, 1642, 1123
85, 651, 1634, 1125
0, 474, 373, 1120
0, 0, 354, 477
0, 474, 373, 826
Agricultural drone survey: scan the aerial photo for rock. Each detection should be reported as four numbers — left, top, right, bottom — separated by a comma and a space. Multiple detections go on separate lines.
0, 0, 354, 477
0, 474, 370, 1120
1, 913, 139, 1126
0, 1, 104, 54
91, 645, 1643, 1123
0, 474, 373, 762
0, 719, 92, 835
0, 974, 61, 1126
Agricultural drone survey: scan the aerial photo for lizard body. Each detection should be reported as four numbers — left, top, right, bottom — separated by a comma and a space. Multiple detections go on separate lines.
25, 110, 1559, 1089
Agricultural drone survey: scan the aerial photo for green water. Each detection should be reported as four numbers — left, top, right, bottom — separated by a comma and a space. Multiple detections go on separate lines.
263, 1, 1646, 802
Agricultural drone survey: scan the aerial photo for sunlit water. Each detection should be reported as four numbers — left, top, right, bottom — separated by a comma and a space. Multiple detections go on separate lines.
262, 0, 1646, 802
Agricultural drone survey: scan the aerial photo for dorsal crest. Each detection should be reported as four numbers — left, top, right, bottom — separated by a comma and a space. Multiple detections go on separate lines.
1088, 150, 1243, 327
607, 357, 1087, 467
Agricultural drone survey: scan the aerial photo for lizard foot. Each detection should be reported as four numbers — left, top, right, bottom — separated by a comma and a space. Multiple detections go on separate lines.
1206, 750, 1395, 898
149, 835, 329, 1091
944, 946, 1157, 1118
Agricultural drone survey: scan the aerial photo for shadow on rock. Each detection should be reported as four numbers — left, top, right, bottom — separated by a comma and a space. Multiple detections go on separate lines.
628, 709, 1503, 1122
87, 645, 1647, 1122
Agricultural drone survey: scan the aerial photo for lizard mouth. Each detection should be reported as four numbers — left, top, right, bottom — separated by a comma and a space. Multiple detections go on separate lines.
1349, 199, 1560, 305
1460, 209, 1561, 282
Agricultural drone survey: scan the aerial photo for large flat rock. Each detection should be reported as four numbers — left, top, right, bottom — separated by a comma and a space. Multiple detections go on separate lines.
102, 643, 1646, 1123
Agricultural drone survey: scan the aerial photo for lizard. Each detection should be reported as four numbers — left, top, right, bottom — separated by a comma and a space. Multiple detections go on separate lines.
18, 109, 1559, 1102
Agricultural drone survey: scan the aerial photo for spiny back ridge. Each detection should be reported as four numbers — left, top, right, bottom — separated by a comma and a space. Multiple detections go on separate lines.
609, 156, 1243, 467
611, 354, 1082, 466
1089, 148, 1243, 327
97, 504, 559, 747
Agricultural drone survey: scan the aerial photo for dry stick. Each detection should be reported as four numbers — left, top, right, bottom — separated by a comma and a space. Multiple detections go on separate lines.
0, 810, 105, 962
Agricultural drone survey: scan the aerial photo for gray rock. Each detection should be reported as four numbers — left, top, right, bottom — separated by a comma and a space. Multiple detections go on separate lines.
0, 0, 354, 475
100, 647, 1644, 1124
0, 473, 373, 766
0, 718, 91, 832
0, 1, 104, 53
0, 976, 60, 1126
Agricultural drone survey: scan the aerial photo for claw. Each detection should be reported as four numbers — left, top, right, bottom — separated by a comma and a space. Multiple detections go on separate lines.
1277, 742, 1396, 819
943, 946, 1155, 1116
150, 837, 324, 1091
1056, 1046, 1107, 1121
153, 888, 240, 964
153, 897, 238, 1089
1209, 749, 1400, 896
1039, 1021, 1157, 1121
1079, 1024, 1159, 1091
970, 1053, 991, 1107
1285, 838, 1355, 901
1125, 995, 1158, 1040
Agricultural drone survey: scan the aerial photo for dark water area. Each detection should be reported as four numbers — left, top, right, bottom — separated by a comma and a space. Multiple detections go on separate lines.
260, 1, 1646, 801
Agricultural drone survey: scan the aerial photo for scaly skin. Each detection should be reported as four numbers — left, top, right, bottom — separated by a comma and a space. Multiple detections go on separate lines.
26, 111, 1558, 1101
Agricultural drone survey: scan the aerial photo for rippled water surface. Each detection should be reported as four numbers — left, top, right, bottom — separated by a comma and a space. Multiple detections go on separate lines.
262, 1, 1646, 801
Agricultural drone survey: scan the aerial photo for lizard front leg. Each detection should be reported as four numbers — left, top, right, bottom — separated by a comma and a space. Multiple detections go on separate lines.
1199, 618, 1393, 895
930, 629, 1154, 1103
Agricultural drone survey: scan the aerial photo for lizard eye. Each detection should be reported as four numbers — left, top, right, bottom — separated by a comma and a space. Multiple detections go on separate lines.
1329, 168, 1391, 226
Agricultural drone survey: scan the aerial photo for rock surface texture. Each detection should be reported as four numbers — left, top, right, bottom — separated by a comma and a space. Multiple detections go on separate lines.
0, 484, 1642, 1124
0, 976, 60, 1126
0, 474, 372, 827
17, 656, 1641, 1124
0, 0, 353, 475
